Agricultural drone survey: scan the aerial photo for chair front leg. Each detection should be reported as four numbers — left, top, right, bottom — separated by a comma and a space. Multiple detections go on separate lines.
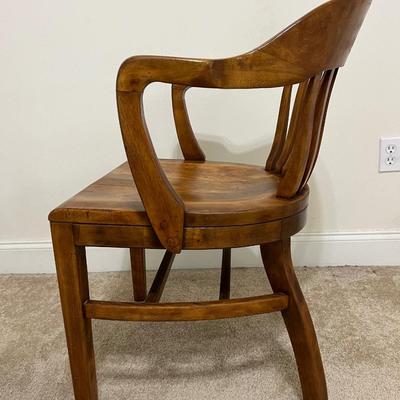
51, 223, 98, 400
260, 239, 327, 400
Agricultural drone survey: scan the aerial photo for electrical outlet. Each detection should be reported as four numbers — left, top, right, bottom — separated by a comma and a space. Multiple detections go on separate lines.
379, 137, 400, 172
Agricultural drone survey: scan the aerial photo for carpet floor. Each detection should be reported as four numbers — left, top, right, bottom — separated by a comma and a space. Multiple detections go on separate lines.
0, 267, 399, 399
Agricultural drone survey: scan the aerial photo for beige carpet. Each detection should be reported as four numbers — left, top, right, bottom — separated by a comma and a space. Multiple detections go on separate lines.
0, 267, 399, 399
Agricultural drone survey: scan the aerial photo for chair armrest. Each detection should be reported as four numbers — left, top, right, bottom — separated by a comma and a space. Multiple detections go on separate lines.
117, 55, 216, 92
116, 54, 307, 252
116, 53, 311, 92
116, 56, 218, 253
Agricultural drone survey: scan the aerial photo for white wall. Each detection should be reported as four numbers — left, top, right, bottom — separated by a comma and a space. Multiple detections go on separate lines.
1, 0, 399, 272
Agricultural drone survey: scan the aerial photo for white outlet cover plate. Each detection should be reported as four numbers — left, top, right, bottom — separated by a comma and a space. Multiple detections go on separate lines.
379, 137, 400, 172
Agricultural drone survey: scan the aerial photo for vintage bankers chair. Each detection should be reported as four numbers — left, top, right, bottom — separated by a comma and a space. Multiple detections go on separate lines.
49, 0, 371, 398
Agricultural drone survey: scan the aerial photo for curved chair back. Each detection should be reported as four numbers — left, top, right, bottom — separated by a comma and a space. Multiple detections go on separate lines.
215, 0, 372, 88
116, 0, 372, 252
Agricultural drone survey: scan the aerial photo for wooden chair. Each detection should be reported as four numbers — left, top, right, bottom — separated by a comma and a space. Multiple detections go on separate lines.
49, 1, 371, 399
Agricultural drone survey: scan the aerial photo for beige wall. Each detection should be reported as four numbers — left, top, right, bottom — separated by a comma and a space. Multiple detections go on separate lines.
1, 0, 399, 270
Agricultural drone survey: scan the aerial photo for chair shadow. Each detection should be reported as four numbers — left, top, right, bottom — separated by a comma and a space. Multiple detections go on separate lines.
89, 268, 301, 397
94, 319, 300, 394
173, 133, 270, 166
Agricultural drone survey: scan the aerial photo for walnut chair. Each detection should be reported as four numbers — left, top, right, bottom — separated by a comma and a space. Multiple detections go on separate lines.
49, 1, 371, 399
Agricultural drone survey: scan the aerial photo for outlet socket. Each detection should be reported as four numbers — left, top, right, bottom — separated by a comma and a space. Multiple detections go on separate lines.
380, 137, 400, 172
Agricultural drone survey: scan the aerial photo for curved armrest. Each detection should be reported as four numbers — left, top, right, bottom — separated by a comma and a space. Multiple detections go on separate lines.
117, 56, 220, 253
116, 54, 309, 252
117, 53, 311, 92
116, 56, 222, 253
117, 56, 216, 92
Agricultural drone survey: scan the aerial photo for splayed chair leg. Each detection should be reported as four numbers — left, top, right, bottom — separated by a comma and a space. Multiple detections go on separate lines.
260, 239, 328, 400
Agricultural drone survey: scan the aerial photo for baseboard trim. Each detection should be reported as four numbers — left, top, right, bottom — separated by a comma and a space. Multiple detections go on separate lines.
1, 231, 399, 273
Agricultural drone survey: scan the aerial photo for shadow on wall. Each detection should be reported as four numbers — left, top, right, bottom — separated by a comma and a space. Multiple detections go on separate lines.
173, 133, 270, 166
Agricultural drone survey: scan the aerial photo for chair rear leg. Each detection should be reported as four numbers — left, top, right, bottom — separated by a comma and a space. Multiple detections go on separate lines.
51, 223, 98, 400
260, 239, 327, 400
130, 248, 147, 301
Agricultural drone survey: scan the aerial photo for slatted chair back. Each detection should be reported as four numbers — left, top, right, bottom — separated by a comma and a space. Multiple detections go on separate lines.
116, 0, 371, 251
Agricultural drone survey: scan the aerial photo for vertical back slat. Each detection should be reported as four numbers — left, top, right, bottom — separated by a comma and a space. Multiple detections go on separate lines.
266, 85, 292, 172
274, 81, 309, 173
300, 69, 338, 189
277, 74, 323, 198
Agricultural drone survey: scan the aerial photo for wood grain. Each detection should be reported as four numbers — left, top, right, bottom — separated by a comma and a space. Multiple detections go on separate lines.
72, 210, 307, 250
49, 161, 309, 227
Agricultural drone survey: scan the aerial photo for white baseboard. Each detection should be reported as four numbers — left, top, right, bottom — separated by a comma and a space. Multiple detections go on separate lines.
0, 231, 399, 274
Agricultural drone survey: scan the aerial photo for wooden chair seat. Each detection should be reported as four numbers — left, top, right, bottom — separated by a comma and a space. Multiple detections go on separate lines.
49, 160, 308, 227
